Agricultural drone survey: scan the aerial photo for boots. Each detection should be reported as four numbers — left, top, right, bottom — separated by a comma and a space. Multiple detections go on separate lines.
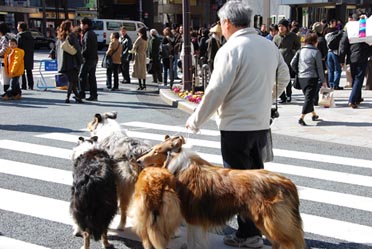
137, 79, 143, 90
142, 79, 146, 90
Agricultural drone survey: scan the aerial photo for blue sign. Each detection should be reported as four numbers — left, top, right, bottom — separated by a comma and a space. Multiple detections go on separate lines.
44, 60, 58, 71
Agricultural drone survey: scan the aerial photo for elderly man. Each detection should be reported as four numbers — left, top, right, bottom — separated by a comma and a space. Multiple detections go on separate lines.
186, 1, 289, 247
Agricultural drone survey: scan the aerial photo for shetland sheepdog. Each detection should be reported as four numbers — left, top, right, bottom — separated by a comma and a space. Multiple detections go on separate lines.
136, 135, 305, 249
70, 136, 118, 249
87, 111, 151, 230
128, 166, 182, 249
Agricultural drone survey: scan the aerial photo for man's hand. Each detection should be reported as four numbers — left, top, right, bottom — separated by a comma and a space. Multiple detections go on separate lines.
185, 117, 200, 134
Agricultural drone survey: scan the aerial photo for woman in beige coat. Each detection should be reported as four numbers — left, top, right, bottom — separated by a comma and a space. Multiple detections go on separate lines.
132, 27, 148, 90
106, 32, 123, 90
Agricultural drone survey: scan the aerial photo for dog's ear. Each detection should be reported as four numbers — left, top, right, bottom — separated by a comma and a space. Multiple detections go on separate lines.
77, 136, 85, 145
91, 136, 98, 142
94, 113, 102, 123
103, 111, 117, 120
164, 135, 170, 141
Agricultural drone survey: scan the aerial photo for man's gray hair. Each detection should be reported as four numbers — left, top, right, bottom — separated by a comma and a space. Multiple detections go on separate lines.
217, 0, 252, 28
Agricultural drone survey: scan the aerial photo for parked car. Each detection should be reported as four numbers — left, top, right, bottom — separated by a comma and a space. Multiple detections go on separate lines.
31, 31, 55, 49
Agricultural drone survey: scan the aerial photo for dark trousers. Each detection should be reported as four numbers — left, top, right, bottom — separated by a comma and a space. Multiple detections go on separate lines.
349, 62, 367, 104
121, 60, 130, 83
6, 76, 21, 97
21, 69, 34, 90
106, 64, 120, 89
79, 60, 97, 98
299, 77, 318, 114
280, 80, 293, 101
220, 130, 268, 238
65, 69, 80, 99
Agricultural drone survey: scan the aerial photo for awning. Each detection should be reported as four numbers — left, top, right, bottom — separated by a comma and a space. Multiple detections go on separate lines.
1, 6, 39, 14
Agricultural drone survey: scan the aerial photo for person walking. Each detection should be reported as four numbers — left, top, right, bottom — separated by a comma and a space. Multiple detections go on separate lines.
339, 14, 372, 108
2, 38, 24, 100
0, 22, 11, 93
161, 27, 173, 87
207, 22, 222, 73
185, 1, 289, 247
119, 26, 132, 84
148, 29, 162, 84
273, 18, 301, 103
131, 27, 148, 90
57, 20, 83, 104
291, 32, 327, 126
17, 22, 35, 90
105, 32, 122, 91
78, 17, 98, 101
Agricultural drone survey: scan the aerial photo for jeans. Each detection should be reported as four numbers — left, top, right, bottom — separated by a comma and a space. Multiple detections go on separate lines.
79, 60, 97, 98
327, 52, 342, 88
21, 69, 34, 90
349, 62, 367, 104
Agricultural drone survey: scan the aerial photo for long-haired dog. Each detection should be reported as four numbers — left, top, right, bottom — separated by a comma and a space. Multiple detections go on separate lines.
70, 136, 118, 249
87, 111, 151, 230
128, 166, 182, 249
137, 135, 305, 249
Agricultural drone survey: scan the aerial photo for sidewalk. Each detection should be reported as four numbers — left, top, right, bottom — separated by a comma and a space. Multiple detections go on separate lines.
159, 77, 372, 149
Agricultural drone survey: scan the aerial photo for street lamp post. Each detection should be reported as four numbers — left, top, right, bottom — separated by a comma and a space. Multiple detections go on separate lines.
182, 0, 192, 91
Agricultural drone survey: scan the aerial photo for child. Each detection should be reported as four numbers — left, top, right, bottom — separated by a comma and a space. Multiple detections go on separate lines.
2, 38, 24, 100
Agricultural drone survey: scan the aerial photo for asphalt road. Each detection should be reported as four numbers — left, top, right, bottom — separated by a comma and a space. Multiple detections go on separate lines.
0, 50, 371, 249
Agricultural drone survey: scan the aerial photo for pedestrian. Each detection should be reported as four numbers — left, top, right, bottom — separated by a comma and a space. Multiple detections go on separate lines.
161, 27, 174, 87
312, 21, 328, 105
0, 22, 11, 93
148, 28, 162, 84
185, 1, 289, 247
78, 17, 98, 101
57, 20, 83, 104
131, 27, 148, 90
172, 25, 183, 80
17, 22, 35, 90
198, 28, 209, 65
291, 32, 327, 126
2, 38, 24, 100
339, 14, 372, 108
265, 24, 278, 41
324, 19, 343, 90
105, 32, 122, 91
273, 18, 301, 103
207, 22, 222, 72
119, 26, 132, 84
260, 24, 269, 37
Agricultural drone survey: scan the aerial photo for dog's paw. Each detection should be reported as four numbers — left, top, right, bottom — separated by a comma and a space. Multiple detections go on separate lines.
116, 222, 125, 231
72, 226, 82, 237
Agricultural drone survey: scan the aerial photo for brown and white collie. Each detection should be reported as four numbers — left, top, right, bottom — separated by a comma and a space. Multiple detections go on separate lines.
136, 135, 306, 249
128, 166, 182, 249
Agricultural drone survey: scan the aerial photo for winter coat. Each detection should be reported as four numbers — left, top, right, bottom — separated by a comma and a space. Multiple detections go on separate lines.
0, 34, 10, 59
339, 31, 372, 65
106, 39, 122, 65
119, 34, 132, 62
58, 32, 83, 73
17, 31, 34, 70
81, 28, 97, 62
131, 36, 148, 79
273, 31, 301, 65
4, 47, 25, 77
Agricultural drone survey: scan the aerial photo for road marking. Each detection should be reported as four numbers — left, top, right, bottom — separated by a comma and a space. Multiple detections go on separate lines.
0, 236, 50, 249
2, 159, 372, 213
1, 188, 371, 244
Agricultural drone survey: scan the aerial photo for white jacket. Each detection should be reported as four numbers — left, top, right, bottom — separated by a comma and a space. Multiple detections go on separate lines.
187, 27, 289, 131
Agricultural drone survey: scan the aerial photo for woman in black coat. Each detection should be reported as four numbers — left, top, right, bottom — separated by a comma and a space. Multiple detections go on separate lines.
148, 29, 162, 84
17, 22, 35, 90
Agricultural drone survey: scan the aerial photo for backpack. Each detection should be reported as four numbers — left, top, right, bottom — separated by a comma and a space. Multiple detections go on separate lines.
325, 30, 343, 50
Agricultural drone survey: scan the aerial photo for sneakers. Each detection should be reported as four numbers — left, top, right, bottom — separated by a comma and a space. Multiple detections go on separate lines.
223, 234, 263, 248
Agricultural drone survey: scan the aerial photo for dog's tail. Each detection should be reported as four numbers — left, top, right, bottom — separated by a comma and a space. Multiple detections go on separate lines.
130, 167, 182, 248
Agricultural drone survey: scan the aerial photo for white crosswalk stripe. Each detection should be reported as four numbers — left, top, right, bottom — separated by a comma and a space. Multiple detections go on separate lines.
1, 121, 372, 248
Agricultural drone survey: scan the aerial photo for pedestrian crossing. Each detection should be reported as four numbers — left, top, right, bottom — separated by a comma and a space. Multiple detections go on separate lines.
1, 121, 372, 248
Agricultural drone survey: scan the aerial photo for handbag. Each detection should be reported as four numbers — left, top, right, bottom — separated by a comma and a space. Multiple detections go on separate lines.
293, 75, 301, 90
102, 43, 120, 68
55, 73, 69, 87
318, 87, 334, 107
61, 38, 77, 56
147, 61, 154, 74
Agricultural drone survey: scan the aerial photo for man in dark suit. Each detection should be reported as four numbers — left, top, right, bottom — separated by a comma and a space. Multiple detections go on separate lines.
17, 22, 34, 90
119, 26, 132, 84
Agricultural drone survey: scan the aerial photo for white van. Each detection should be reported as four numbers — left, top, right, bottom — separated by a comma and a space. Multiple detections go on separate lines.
91, 19, 148, 50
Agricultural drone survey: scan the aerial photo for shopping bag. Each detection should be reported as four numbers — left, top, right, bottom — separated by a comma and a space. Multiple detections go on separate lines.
292, 75, 301, 90
101, 54, 113, 68
55, 74, 69, 87
318, 87, 334, 108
